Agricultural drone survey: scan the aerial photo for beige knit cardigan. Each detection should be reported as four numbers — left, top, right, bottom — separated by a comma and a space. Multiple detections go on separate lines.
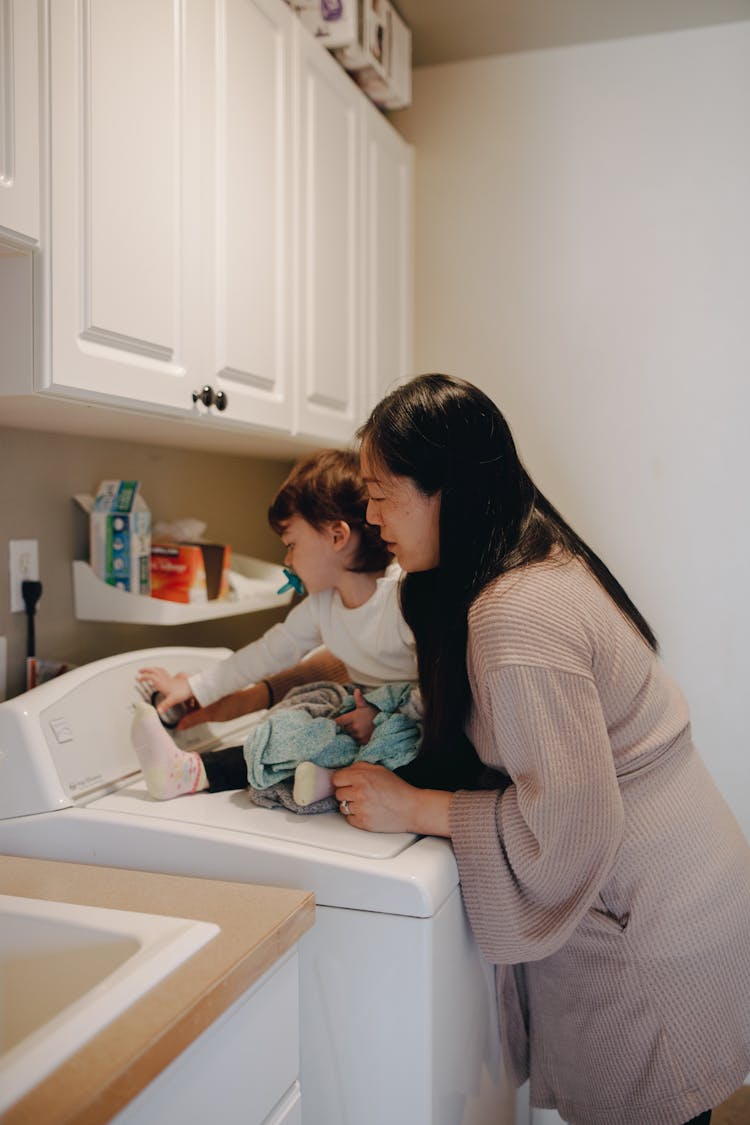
449, 556, 750, 1125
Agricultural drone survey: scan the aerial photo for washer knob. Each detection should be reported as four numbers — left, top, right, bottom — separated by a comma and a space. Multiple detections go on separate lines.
215, 390, 228, 411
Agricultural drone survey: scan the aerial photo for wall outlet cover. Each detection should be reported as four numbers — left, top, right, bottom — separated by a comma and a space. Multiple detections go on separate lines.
9, 539, 40, 613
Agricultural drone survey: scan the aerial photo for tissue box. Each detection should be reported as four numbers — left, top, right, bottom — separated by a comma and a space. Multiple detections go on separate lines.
90, 481, 151, 594
150, 542, 231, 604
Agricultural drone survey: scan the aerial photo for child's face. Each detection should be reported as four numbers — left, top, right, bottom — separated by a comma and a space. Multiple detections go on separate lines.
279, 515, 341, 594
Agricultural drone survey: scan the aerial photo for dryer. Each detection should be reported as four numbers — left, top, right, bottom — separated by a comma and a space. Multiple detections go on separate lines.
0, 647, 515, 1125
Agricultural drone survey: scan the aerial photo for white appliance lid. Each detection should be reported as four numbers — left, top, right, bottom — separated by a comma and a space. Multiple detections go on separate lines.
91, 781, 415, 860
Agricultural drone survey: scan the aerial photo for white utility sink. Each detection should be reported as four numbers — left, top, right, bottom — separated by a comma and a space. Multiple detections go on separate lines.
0, 894, 219, 1112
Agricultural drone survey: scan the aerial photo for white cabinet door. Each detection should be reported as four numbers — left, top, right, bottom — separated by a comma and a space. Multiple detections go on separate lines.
363, 101, 413, 416
0, 0, 40, 244
44, 0, 203, 412
210, 0, 295, 432
295, 25, 361, 443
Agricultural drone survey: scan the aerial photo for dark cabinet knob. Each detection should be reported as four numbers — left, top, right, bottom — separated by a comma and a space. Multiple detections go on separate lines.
192, 385, 215, 407
192, 385, 229, 413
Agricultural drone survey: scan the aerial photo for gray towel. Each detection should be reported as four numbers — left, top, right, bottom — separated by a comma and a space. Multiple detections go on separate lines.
249, 784, 339, 815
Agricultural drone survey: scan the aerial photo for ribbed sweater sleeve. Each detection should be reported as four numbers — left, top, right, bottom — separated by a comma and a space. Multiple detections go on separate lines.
450, 664, 624, 964
447, 559, 640, 965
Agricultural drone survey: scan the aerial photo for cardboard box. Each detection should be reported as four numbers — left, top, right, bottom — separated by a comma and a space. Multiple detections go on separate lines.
297, 0, 359, 50
334, 0, 411, 109
150, 542, 231, 604
296, 1, 411, 109
90, 481, 151, 594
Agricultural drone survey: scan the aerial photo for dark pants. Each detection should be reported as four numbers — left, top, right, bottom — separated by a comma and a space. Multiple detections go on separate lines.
684, 1113, 711, 1125
200, 745, 247, 791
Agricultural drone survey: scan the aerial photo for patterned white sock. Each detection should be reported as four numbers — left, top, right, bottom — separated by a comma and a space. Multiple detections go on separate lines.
293, 761, 336, 806
131, 700, 208, 800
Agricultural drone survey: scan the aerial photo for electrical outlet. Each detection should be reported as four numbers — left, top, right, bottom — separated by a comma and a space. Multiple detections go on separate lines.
9, 539, 40, 613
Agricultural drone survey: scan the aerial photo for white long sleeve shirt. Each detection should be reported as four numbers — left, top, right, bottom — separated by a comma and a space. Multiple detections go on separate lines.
188, 567, 417, 707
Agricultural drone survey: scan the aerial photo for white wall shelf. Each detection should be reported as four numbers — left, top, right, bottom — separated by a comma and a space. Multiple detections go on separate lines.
72, 555, 293, 625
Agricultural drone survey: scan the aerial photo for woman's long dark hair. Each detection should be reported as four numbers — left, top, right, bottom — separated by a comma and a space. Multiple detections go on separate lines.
358, 374, 657, 789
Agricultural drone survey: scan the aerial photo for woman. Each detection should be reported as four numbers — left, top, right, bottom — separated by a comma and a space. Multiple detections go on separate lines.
332, 374, 750, 1125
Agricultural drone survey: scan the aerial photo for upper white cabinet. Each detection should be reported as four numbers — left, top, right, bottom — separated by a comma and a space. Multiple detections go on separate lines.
363, 99, 413, 413
0, 0, 40, 244
295, 25, 361, 443
5, 0, 413, 450
46, 0, 205, 412
210, 0, 295, 431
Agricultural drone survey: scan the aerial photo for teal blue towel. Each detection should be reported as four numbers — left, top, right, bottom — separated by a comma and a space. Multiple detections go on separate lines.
243, 681, 420, 790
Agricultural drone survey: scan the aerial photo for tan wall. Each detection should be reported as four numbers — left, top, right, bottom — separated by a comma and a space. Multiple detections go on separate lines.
0, 426, 293, 699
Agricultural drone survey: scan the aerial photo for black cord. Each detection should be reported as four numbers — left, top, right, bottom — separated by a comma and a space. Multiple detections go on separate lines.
22, 579, 43, 659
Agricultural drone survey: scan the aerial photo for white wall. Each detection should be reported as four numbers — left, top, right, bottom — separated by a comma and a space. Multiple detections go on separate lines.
396, 22, 750, 836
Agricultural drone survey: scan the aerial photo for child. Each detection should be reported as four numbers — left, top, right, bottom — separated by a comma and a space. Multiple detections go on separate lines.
134, 449, 418, 806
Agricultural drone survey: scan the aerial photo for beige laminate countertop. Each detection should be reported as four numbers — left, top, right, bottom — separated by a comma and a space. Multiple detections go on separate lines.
0, 855, 315, 1125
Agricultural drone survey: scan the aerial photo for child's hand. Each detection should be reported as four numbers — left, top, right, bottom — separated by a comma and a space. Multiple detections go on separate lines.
136, 667, 193, 714
335, 688, 377, 745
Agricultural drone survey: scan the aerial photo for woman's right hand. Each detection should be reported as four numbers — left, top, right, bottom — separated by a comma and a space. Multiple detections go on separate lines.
136, 667, 193, 714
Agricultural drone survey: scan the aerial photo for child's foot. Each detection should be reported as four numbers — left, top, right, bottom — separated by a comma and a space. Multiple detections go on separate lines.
293, 761, 336, 807
131, 700, 208, 800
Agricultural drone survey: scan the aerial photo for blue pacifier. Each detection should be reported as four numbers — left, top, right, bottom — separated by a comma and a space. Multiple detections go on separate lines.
277, 568, 305, 596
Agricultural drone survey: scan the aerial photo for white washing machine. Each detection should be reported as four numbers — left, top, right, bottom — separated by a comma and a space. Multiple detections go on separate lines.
0, 647, 519, 1125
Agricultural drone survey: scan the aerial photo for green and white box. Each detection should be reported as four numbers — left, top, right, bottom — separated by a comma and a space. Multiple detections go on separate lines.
90, 480, 151, 594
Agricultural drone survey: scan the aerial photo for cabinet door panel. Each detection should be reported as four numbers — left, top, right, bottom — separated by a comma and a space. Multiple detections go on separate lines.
47, 0, 195, 409
88, 1, 174, 354
212, 0, 294, 430
365, 106, 413, 414
0, 0, 40, 244
296, 30, 360, 442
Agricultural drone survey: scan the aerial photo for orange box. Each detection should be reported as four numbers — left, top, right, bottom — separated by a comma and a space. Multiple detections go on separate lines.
150, 542, 231, 604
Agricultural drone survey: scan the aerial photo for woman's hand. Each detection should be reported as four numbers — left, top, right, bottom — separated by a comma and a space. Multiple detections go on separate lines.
136, 667, 192, 714
332, 761, 454, 836
334, 688, 377, 745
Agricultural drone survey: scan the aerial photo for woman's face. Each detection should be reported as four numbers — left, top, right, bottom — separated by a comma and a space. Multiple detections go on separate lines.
361, 450, 441, 572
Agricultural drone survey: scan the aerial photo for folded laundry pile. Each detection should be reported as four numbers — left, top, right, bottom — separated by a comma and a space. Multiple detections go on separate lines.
245, 681, 421, 814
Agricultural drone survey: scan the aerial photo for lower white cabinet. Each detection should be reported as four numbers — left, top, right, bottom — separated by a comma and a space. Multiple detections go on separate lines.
112, 951, 302, 1125
2, 0, 414, 451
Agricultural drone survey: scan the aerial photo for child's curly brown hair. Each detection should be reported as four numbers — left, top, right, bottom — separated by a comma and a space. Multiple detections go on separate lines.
268, 449, 393, 574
